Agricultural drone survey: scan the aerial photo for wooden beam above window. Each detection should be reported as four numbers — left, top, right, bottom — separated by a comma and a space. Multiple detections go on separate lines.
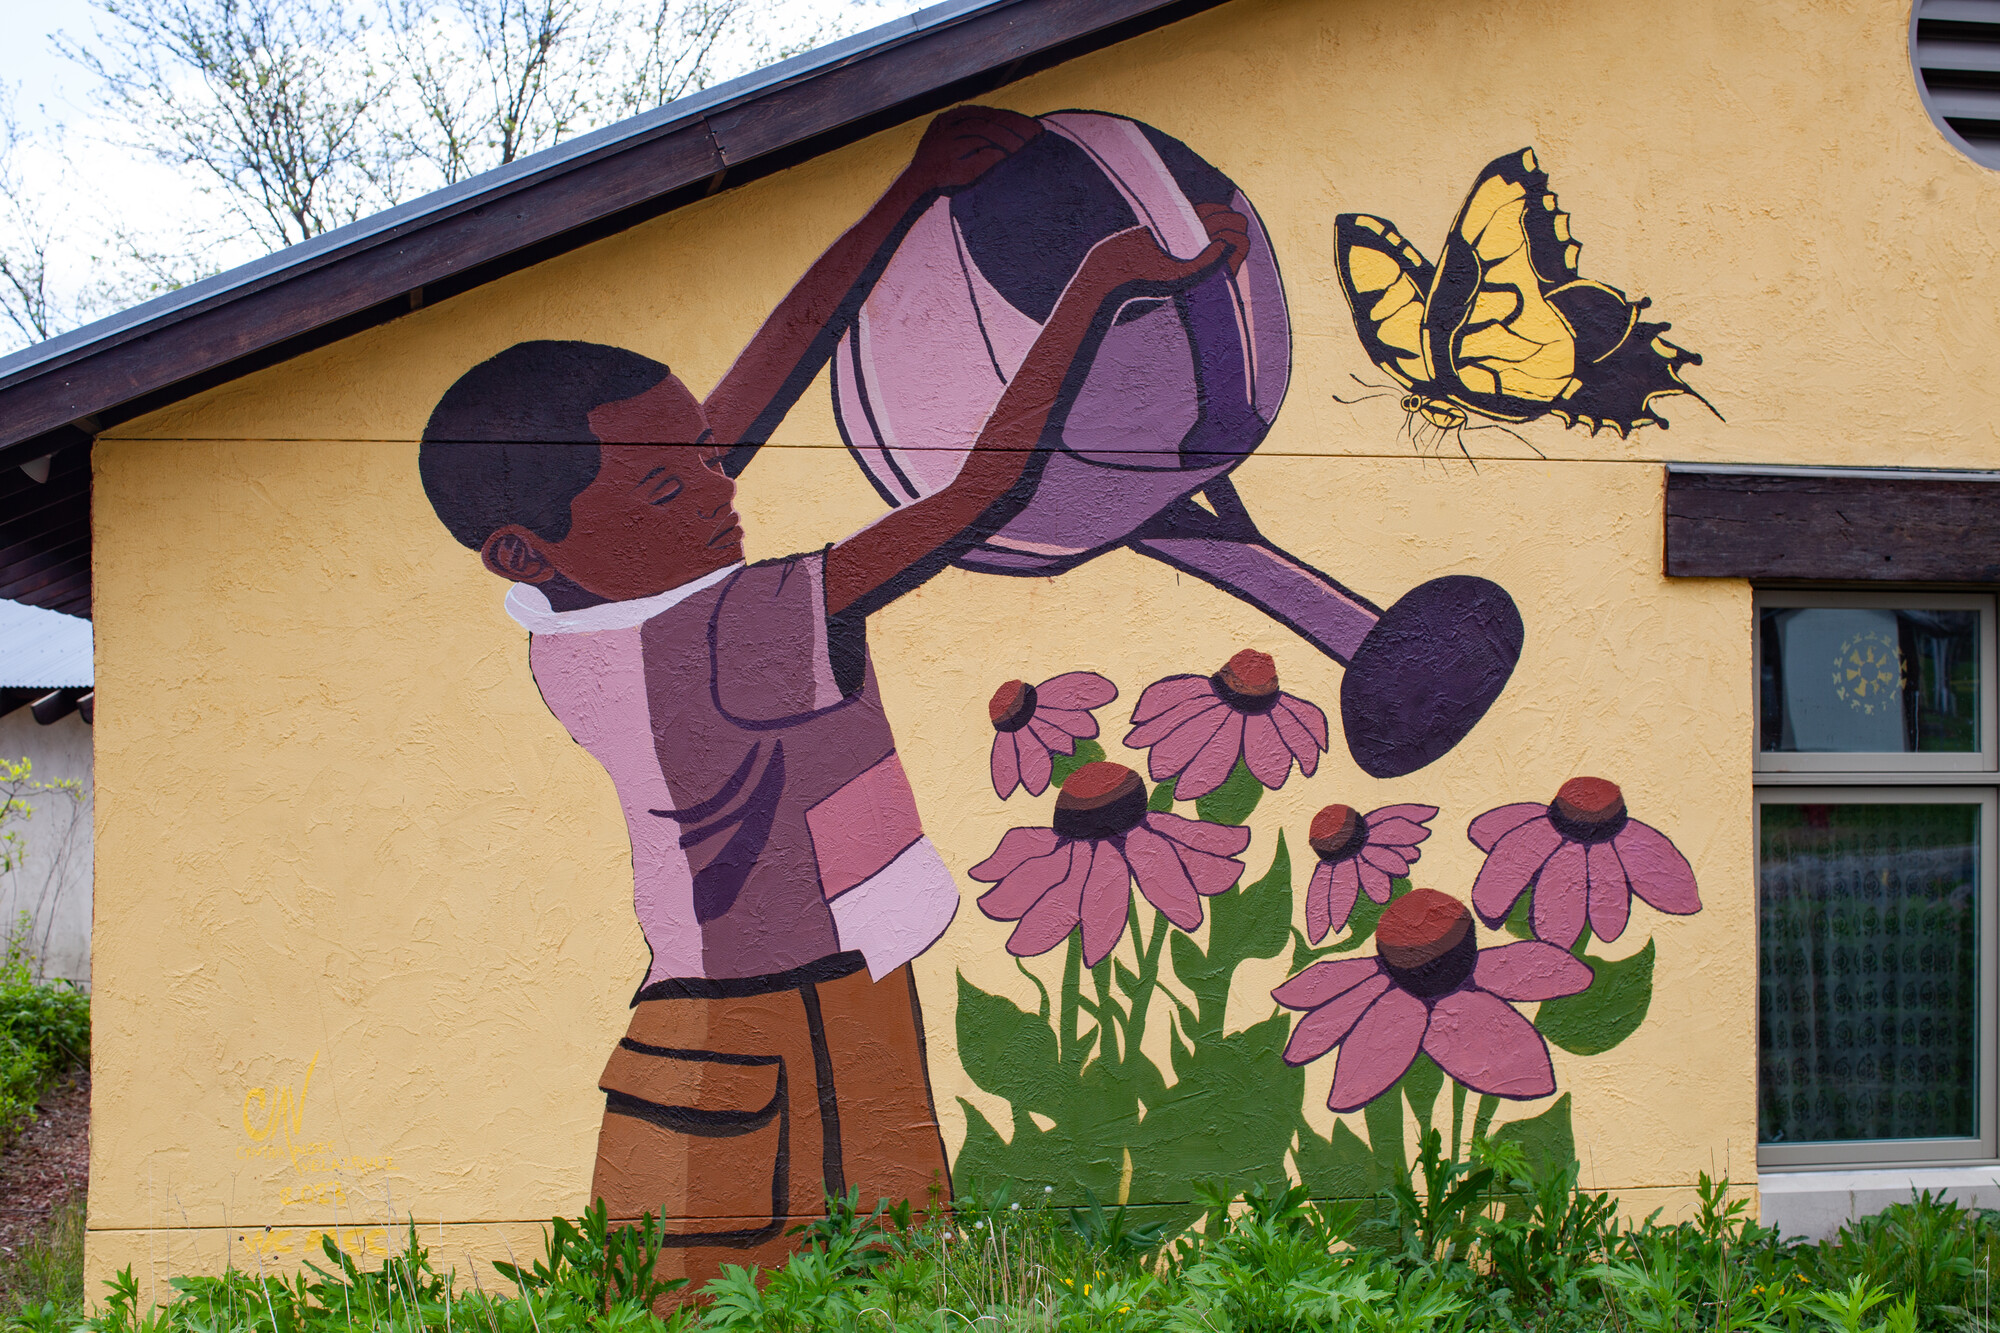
1664, 464, 2000, 583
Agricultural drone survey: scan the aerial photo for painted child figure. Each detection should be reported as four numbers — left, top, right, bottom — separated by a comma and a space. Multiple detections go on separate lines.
418, 108, 1238, 1294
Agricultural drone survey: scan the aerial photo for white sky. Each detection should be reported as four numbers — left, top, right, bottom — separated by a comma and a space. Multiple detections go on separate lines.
2, 0, 97, 114
0, 0, 912, 335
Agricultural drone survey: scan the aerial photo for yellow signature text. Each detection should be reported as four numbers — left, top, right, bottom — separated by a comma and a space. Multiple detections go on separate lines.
238, 1226, 389, 1260
236, 1053, 395, 1215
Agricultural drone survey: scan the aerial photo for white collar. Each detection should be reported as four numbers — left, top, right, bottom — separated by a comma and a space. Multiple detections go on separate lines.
503, 561, 743, 634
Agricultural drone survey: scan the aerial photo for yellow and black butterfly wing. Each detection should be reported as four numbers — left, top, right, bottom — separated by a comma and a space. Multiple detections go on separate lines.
1333, 214, 1436, 392
1541, 283, 1708, 436
1424, 148, 1580, 423
1428, 147, 1709, 436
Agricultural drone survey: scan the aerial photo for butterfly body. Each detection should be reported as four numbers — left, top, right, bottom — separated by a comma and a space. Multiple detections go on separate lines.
1335, 148, 1710, 440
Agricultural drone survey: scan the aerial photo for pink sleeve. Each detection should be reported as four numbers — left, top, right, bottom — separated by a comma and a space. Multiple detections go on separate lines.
709, 552, 851, 724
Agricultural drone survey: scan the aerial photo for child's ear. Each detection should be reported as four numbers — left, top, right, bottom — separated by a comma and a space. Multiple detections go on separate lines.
480, 526, 556, 584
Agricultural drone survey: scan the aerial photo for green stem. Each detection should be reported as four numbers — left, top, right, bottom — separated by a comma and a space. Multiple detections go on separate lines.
1091, 957, 1125, 1062
1450, 1080, 1467, 1160
1060, 933, 1082, 1070
1120, 903, 1168, 1070
1471, 1093, 1499, 1147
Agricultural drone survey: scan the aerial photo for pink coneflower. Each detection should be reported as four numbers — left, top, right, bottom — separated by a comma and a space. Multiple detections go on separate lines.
1274, 889, 1592, 1112
1305, 803, 1438, 943
987, 672, 1118, 799
1122, 649, 1329, 800
1469, 777, 1701, 949
969, 761, 1252, 965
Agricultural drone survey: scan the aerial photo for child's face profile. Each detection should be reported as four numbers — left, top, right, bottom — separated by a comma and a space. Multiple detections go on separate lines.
480, 373, 745, 602
552, 443, 743, 598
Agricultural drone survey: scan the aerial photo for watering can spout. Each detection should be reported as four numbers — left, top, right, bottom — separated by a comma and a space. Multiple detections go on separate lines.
1129, 498, 1522, 778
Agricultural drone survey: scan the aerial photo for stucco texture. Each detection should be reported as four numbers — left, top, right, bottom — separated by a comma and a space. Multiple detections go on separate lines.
86, 0, 1988, 1290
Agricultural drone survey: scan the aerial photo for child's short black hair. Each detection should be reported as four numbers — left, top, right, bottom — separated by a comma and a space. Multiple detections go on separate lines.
419, 341, 671, 550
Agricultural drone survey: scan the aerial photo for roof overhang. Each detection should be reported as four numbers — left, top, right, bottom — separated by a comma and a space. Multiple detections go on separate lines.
0, 0, 1229, 617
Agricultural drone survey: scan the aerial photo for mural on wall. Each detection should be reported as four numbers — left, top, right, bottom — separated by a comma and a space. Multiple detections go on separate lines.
1333, 148, 1716, 451
416, 101, 1710, 1280
950, 140, 1714, 1215
956, 651, 1704, 1216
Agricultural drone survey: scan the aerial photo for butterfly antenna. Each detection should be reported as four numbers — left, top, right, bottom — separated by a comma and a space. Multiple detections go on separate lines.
1349, 373, 1397, 392
1330, 390, 1395, 405
1449, 425, 1481, 474
1467, 422, 1546, 460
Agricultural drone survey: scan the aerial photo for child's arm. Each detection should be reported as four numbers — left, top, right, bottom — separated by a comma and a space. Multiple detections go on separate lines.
702, 106, 1042, 457
823, 217, 1241, 619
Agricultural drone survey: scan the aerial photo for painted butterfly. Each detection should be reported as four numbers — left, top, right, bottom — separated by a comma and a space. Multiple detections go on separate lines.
1334, 148, 1713, 441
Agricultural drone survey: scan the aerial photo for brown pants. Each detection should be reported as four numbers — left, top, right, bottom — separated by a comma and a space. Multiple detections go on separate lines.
591, 956, 949, 1300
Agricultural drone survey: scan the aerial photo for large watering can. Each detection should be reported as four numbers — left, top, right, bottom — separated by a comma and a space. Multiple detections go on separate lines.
830, 112, 1521, 779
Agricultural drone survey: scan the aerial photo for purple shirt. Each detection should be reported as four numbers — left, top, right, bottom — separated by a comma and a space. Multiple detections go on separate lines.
507, 552, 958, 984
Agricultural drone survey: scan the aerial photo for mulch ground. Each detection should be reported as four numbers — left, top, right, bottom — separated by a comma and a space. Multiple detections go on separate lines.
0, 1072, 89, 1265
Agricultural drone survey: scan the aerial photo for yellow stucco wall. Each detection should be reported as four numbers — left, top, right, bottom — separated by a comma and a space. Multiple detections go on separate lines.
84, 0, 1995, 1295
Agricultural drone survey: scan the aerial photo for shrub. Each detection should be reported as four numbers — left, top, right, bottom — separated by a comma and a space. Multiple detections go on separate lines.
0, 920, 88, 1142
18, 1145, 1999, 1333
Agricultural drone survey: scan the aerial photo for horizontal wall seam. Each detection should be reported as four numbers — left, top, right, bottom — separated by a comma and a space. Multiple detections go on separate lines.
92, 439, 1714, 465
84, 1183, 1754, 1235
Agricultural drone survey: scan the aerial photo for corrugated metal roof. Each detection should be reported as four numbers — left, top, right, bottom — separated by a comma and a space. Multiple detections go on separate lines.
0, 597, 92, 687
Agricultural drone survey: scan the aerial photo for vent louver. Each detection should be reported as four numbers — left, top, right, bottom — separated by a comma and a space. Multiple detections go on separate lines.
1914, 0, 2000, 167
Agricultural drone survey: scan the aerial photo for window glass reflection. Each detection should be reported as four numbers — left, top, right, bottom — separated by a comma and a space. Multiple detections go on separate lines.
1760, 607, 1979, 753
1759, 802, 1979, 1144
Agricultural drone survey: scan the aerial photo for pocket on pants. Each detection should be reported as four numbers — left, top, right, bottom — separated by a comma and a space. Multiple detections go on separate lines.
595, 1039, 788, 1243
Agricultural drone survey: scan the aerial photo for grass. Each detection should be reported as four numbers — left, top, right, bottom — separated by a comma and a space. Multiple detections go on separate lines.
0, 1196, 83, 1324
6, 1148, 2000, 1333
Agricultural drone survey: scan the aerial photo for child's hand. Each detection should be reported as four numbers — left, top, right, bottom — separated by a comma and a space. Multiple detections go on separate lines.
1076, 224, 1231, 300
1196, 202, 1251, 276
905, 106, 1042, 194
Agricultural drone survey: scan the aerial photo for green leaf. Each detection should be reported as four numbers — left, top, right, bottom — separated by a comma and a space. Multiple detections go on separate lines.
1168, 929, 1208, 1015
955, 972, 1060, 1112
1492, 1092, 1575, 1176
1147, 779, 1177, 812
1194, 758, 1263, 826
1210, 836, 1292, 971
1172, 834, 1292, 1029
1401, 1053, 1445, 1134
1050, 739, 1106, 788
1130, 1016, 1300, 1204
1535, 939, 1655, 1056
953, 1098, 1076, 1198
1295, 1120, 1394, 1203
1503, 892, 1534, 939
1363, 1081, 1408, 1180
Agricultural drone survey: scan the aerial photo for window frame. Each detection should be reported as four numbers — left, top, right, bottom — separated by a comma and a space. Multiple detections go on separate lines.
1754, 785, 1998, 1169
1755, 589, 1996, 774
1755, 590, 2000, 1171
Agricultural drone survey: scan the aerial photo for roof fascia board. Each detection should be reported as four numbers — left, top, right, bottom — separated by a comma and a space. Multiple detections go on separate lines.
0, 0, 1215, 460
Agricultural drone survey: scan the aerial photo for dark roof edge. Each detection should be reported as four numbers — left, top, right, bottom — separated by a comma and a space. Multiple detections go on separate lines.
0, 0, 1223, 463
0, 0, 967, 382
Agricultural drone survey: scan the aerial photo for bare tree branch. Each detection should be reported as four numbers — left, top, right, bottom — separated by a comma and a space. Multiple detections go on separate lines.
0, 0, 886, 352
56, 0, 398, 250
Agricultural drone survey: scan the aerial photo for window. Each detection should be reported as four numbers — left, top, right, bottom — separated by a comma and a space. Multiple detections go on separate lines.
1757, 591, 1999, 1168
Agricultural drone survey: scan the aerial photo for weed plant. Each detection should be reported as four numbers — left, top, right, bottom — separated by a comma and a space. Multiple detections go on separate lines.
0, 918, 87, 1144
18, 1136, 2000, 1333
